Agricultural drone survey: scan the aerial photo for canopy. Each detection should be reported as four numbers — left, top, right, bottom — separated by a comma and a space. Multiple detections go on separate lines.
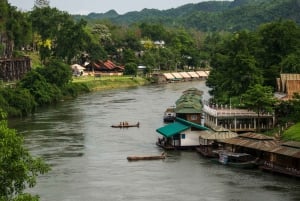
156, 122, 189, 138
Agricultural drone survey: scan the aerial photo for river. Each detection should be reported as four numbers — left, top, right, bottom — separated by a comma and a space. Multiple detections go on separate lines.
10, 81, 300, 201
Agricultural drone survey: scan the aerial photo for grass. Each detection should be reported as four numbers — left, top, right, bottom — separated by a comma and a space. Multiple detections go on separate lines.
282, 122, 300, 141
72, 75, 149, 91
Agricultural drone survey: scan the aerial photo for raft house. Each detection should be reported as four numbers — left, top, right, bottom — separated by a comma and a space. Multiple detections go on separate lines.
218, 133, 300, 178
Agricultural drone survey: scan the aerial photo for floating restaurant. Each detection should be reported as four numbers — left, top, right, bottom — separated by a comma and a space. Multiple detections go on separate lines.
202, 103, 275, 133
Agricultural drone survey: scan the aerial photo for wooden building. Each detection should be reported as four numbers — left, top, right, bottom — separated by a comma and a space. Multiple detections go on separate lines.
219, 133, 300, 178
175, 88, 203, 124
276, 74, 300, 100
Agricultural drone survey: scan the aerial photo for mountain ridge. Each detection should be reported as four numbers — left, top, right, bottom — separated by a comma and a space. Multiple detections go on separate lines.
73, 0, 300, 31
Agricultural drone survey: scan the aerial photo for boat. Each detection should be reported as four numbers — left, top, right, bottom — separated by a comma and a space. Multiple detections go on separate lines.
111, 122, 140, 128
127, 152, 166, 161
212, 150, 258, 169
163, 106, 176, 123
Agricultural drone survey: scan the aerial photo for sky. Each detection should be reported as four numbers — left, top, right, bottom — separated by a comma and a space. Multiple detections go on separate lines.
8, 0, 217, 15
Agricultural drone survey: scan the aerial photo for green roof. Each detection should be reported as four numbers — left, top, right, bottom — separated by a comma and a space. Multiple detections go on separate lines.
156, 122, 189, 137
156, 117, 209, 138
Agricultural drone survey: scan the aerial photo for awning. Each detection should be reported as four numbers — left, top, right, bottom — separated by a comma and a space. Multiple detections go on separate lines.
156, 122, 189, 138
163, 73, 175, 80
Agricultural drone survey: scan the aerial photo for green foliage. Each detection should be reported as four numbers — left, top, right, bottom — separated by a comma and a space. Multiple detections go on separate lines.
258, 20, 300, 86
6, 7, 32, 49
277, 93, 300, 124
206, 30, 264, 103
18, 70, 62, 106
0, 88, 36, 117
0, 110, 50, 200
241, 84, 277, 114
124, 62, 137, 76
30, 7, 80, 63
282, 122, 300, 141
62, 83, 90, 98
79, 0, 300, 32
54, 19, 90, 63
37, 59, 72, 87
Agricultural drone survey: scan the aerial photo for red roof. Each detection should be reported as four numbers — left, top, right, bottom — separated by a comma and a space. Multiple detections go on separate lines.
91, 60, 124, 72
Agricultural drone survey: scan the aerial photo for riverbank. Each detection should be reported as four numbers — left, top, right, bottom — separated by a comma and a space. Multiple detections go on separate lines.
72, 75, 150, 91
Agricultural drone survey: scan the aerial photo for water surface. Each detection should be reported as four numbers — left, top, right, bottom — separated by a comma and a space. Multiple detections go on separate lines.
10, 81, 300, 201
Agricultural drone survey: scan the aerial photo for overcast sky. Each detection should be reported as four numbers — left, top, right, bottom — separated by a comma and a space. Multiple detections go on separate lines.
8, 0, 221, 15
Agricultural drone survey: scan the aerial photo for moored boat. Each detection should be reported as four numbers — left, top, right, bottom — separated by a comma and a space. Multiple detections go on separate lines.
163, 106, 176, 123
127, 152, 166, 161
212, 150, 258, 169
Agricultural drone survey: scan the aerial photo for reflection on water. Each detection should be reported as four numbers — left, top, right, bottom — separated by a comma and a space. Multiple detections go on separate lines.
10, 82, 300, 201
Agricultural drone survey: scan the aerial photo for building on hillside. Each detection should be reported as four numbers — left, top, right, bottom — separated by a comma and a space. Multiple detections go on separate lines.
86, 60, 124, 76
276, 74, 300, 100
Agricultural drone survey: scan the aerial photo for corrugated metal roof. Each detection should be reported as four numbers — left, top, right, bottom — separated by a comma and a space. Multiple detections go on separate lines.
239, 133, 275, 140
156, 117, 209, 137
270, 146, 300, 158
176, 117, 209, 130
282, 141, 300, 149
200, 131, 238, 140
156, 122, 189, 137
175, 102, 202, 113
220, 134, 300, 158
220, 137, 279, 152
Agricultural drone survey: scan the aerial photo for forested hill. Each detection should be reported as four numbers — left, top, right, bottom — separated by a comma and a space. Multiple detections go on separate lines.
74, 0, 300, 31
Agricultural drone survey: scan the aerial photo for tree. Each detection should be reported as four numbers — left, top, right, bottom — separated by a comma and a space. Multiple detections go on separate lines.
124, 62, 137, 76
0, 110, 50, 200
53, 19, 90, 63
18, 70, 61, 106
37, 59, 72, 87
206, 31, 263, 103
258, 20, 300, 87
241, 84, 277, 131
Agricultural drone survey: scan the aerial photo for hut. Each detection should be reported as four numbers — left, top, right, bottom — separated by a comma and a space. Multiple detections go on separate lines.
156, 117, 209, 150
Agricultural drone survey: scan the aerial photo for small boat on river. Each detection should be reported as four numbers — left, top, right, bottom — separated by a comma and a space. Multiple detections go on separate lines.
127, 152, 166, 161
111, 122, 140, 128
163, 106, 176, 123
212, 150, 258, 169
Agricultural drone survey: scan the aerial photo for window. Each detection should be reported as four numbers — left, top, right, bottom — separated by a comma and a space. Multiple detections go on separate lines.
191, 115, 198, 120
181, 134, 186, 139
